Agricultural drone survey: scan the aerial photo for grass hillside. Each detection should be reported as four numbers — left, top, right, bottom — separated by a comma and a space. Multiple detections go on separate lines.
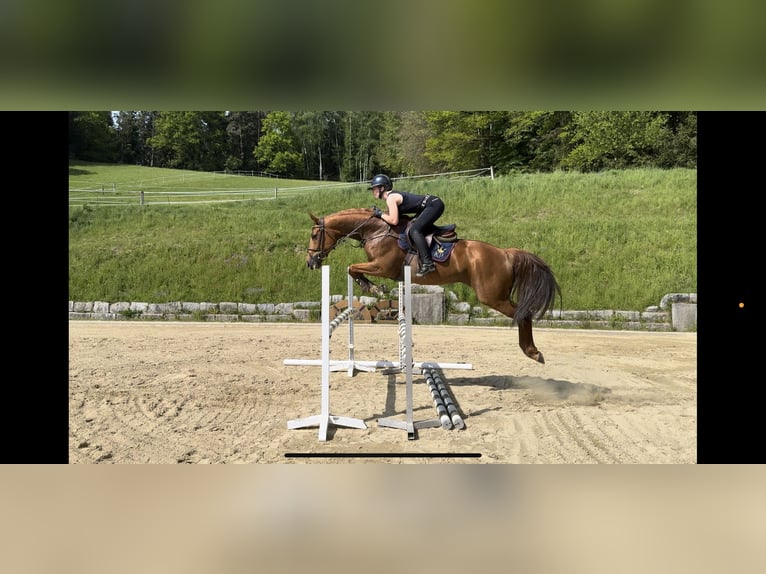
68, 163, 697, 311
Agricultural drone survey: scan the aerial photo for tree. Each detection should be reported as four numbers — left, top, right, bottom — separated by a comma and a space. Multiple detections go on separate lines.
422, 111, 503, 172
113, 111, 161, 166
252, 111, 302, 176
659, 111, 696, 168
324, 111, 345, 181
500, 111, 573, 172
136, 111, 159, 167
147, 112, 227, 171
376, 112, 405, 176
72, 109, 697, 177
423, 111, 476, 171
224, 111, 265, 172
293, 111, 328, 180
341, 111, 384, 182
397, 111, 437, 175
562, 111, 671, 171
69, 111, 119, 162
195, 112, 228, 171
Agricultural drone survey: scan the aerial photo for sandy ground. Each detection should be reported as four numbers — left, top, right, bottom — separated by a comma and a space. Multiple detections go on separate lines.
68, 320, 697, 463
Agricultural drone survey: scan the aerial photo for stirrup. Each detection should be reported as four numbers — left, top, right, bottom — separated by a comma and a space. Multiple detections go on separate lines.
416, 261, 436, 277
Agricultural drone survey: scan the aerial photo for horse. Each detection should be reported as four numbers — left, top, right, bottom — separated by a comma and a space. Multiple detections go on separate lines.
306, 207, 561, 363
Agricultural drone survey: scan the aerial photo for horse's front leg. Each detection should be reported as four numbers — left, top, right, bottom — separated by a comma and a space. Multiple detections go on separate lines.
348, 262, 390, 297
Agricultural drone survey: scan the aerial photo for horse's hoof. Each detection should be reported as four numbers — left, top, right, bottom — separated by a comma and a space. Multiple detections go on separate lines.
527, 351, 545, 364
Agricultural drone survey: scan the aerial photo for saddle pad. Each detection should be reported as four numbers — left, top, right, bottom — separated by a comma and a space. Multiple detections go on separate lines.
430, 239, 456, 262
397, 233, 457, 262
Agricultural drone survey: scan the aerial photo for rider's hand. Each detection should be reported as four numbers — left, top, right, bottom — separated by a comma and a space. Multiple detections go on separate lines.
372, 206, 383, 218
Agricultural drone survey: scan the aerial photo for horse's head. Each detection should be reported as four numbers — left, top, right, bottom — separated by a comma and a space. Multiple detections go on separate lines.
306, 209, 383, 269
307, 213, 330, 269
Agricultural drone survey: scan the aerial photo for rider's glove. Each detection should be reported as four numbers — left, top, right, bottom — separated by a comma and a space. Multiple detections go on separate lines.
372, 206, 383, 218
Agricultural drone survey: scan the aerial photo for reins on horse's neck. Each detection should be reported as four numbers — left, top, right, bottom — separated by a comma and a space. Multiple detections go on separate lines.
345, 217, 376, 243
311, 215, 383, 259
343, 216, 399, 247
359, 227, 399, 245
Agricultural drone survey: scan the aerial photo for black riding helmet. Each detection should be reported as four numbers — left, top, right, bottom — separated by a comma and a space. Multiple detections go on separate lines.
368, 174, 393, 191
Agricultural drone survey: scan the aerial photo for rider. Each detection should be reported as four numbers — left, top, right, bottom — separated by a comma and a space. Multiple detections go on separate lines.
368, 173, 444, 277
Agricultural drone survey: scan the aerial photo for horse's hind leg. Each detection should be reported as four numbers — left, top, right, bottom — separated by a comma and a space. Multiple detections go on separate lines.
516, 318, 543, 364
475, 295, 544, 363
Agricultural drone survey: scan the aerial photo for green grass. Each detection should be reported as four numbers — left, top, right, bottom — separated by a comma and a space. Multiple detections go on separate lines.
69, 163, 697, 310
68, 161, 355, 204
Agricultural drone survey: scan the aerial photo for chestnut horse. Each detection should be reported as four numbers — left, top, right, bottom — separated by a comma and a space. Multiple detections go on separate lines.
306, 208, 561, 363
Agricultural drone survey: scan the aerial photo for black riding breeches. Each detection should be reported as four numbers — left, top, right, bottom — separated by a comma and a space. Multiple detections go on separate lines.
408, 197, 444, 261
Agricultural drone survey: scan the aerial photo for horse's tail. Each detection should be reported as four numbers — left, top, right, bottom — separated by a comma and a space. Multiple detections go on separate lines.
507, 249, 562, 324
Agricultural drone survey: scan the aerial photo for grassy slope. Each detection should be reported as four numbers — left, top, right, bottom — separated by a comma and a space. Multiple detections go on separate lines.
69, 163, 696, 310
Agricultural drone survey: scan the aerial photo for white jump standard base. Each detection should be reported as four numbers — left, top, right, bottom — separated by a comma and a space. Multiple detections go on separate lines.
286, 266, 366, 441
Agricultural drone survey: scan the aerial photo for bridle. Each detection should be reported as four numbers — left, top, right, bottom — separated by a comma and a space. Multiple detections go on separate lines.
307, 214, 394, 267
307, 217, 334, 266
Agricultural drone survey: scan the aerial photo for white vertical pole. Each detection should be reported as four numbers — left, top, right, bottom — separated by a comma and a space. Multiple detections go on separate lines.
287, 264, 367, 440
403, 265, 415, 438
319, 265, 331, 439
346, 269, 355, 377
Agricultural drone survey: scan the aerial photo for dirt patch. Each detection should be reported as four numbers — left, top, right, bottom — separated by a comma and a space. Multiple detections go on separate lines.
69, 321, 696, 463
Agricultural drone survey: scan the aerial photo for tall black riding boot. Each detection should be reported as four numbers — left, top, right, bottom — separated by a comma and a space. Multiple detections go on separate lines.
410, 232, 435, 277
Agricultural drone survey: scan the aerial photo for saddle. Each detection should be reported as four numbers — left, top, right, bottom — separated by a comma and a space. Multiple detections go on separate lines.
395, 220, 459, 263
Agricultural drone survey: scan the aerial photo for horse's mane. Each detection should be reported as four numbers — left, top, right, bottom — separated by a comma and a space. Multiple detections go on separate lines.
310, 208, 372, 224
325, 207, 412, 228
327, 207, 412, 223
316, 207, 411, 236
331, 208, 375, 218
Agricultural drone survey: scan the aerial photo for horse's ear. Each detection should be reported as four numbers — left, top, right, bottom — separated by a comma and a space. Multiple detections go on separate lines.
309, 212, 319, 224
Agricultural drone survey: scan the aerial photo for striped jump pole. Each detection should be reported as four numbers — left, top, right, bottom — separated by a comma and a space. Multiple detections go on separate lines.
398, 295, 408, 370
286, 265, 367, 441
378, 266, 471, 438
424, 368, 465, 430
424, 369, 452, 430
378, 266, 455, 439
284, 267, 376, 377
383, 281, 473, 375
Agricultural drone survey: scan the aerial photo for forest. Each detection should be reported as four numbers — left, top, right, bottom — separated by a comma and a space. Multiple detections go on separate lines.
69, 111, 696, 182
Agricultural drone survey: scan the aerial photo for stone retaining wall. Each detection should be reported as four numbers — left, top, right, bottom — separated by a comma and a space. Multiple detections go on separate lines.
68, 291, 696, 332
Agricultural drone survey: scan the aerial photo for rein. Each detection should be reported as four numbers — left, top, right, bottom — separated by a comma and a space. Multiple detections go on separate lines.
308, 215, 389, 262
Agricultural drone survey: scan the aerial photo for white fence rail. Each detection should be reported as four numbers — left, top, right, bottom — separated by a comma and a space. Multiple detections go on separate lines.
68, 168, 493, 206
